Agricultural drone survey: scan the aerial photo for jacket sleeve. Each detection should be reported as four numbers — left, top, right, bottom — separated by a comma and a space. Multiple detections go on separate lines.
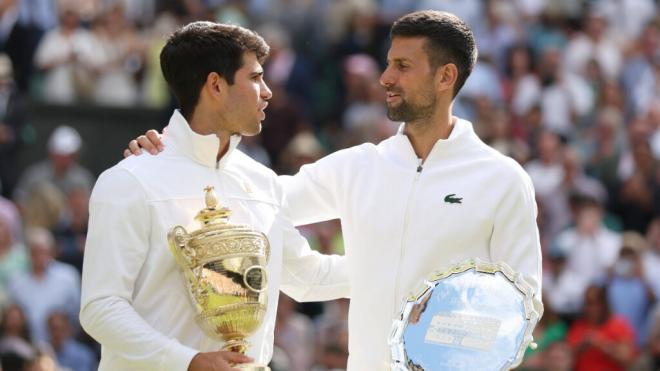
79, 167, 198, 371
277, 183, 350, 302
489, 164, 544, 319
277, 155, 343, 226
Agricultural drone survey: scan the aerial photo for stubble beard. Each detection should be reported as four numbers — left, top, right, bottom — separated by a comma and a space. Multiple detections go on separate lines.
386, 90, 437, 123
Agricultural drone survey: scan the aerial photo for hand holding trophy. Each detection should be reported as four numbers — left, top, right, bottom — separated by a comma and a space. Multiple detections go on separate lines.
168, 186, 271, 371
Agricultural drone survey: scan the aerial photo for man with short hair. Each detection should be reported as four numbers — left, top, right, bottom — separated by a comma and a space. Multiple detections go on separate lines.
81, 22, 348, 371
130, 11, 543, 369
8, 227, 80, 345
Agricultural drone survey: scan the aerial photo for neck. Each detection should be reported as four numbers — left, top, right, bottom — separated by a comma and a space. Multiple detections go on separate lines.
403, 103, 454, 161
33, 268, 46, 279
188, 108, 231, 161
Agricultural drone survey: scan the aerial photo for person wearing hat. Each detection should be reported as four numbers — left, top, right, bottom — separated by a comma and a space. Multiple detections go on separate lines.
13, 125, 94, 208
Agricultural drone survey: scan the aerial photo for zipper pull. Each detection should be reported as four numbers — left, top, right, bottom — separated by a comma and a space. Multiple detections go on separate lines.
415, 159, 423, 179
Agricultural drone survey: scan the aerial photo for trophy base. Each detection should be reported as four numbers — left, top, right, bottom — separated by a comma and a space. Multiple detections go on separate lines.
236, 363, 270, 371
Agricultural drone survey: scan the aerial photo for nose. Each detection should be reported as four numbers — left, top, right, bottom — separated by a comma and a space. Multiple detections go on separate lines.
379, 67, 394, 88
261, 80, 273, 101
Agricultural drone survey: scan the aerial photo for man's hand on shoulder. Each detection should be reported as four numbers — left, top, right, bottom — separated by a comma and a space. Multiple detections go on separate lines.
123, 129, 164, 158
188, 351, 253, 371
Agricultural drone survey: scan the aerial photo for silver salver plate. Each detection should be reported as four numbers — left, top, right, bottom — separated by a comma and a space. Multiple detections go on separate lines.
389, 259, 540, 371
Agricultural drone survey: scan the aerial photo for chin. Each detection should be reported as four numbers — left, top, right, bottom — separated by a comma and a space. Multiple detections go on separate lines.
242, 124, 262, 137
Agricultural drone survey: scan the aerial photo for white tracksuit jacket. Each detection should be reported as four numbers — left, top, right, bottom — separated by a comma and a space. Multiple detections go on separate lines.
80, 111, 349, 370
280, 118, 543, 370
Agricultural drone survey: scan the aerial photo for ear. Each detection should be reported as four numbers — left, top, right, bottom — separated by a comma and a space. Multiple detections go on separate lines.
434, 63, 459, 94
204, 72, 227, 101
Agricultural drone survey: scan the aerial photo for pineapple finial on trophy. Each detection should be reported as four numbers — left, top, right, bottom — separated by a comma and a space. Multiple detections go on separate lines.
204, 186, 218, 209
196, 186, 231, 225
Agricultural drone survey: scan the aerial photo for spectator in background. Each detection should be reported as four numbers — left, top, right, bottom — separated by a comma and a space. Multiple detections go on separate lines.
46, 311, 96, 371
33, 4, 96, 104
18, 0, 58, 34
621, 19, 660, 117
259, 22, 314, 114
643, 218, 660, 299
274, 294, 315, 371
454, 56, 502, 124
340, 54, 393, 147
0, 304, 34, 370
585, 107, 626, 195
0, 0, 42, 93
525, 130, 566, 239
567, 285, 637, 371
606, 231, 656, 347
474, 0, 519, 68
630, 304, 660, 371
548, 145, 608, 232
613, 133, 656, 233
141, 12, 179, 108
598, 0, 657, 45
563, 8, 621, 81
0, 201, 27, 306
13, 125, 94, 209
23, 351, 60, 371
0, 186, 20, 243
257, 24, 313, 169
480, 108, 528, 164
502, 43, 541, 121
537, 46, 594, 136
258, 76, 311, 172
0, 53, 28, 199
89, 3, 144, 106
21, 182, 66, 232
553, 196, 621, 287
8, 228, 80, 345
543, 249, 588, 321
52, 186, 89, 273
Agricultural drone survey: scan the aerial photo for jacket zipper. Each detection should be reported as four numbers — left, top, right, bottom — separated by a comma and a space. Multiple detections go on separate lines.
394, 159, 423, 310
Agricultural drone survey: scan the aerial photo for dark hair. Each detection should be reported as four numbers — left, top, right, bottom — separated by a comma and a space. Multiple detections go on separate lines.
390, 10, 477, 96
160, 21, 269, 119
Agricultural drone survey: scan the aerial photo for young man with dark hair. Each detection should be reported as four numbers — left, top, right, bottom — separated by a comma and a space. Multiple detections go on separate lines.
80, 22, 348, 371
129, 11, 542, 369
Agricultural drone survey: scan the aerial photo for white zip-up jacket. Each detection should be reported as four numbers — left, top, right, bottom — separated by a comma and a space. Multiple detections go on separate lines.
80, 111, 349, 371
280, 118, 543, 370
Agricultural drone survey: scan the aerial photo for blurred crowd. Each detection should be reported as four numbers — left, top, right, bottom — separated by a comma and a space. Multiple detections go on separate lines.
0, 0, 658, 370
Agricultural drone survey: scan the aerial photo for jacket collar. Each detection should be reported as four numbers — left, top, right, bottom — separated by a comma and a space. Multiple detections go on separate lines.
384, 117, 476, 168
161, 110, 242, 169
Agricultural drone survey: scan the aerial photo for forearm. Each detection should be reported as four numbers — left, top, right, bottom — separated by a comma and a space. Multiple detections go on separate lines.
281, 253, 350, 302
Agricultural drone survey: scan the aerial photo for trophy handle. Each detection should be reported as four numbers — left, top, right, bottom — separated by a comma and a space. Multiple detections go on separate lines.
168, 225, 197, 282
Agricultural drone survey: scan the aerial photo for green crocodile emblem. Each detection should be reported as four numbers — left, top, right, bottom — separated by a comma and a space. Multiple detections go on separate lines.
444, 194, 462, 204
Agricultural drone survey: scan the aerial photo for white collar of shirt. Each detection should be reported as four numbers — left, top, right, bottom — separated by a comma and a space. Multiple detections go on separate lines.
161, 110, 242, 169
387, 117, 475, 167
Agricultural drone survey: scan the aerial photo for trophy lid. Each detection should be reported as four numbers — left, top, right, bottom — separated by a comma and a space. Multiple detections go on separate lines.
195, 186, 232, 225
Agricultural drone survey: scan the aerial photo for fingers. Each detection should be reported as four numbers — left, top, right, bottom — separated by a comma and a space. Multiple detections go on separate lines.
218, 351, 253, 364
146, 129, 164, 151
123, 148, 132, 158
135, 135, 158, 155
127, 139, 143, 155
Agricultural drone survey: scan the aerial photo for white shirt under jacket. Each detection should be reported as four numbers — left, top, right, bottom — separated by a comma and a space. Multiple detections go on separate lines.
279, 118, 543, 370
80, 111, 349, 371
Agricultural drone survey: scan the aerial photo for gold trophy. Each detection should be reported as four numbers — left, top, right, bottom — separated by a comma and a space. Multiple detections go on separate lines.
168, 186, 271, 370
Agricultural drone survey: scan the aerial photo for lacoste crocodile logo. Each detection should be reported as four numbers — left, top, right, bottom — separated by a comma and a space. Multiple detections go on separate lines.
444, 194, 462, 204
